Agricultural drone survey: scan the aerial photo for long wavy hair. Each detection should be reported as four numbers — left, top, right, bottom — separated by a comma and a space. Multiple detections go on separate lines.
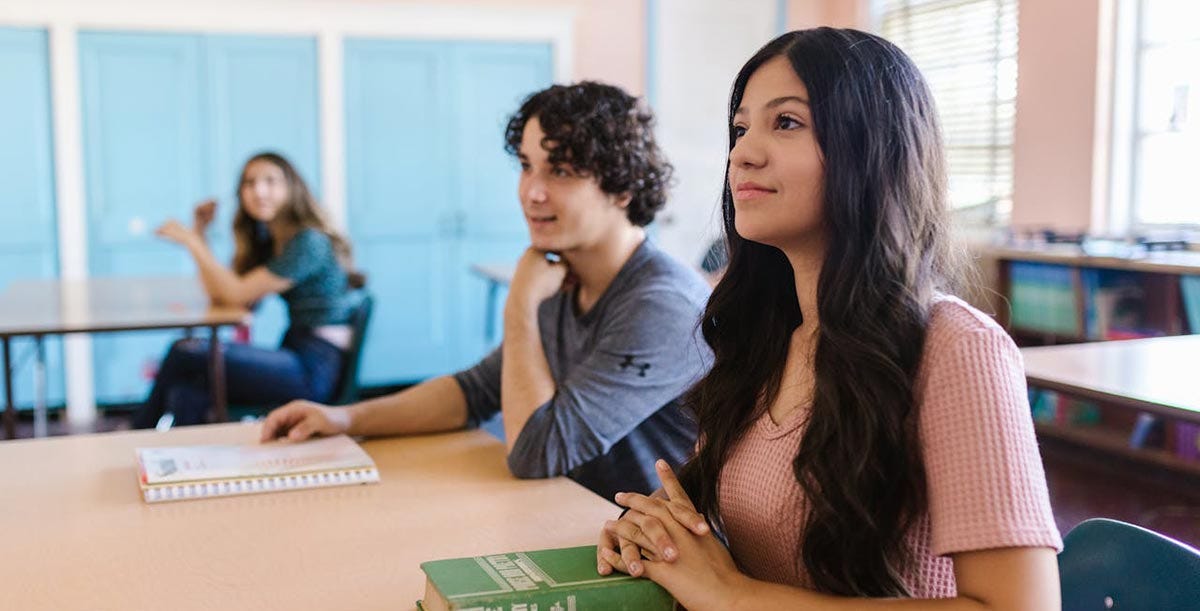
677, 28, 962, 597
232, 152, 363, 287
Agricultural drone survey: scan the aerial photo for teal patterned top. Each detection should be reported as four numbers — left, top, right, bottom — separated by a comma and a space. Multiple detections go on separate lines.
266, 228, 355, 327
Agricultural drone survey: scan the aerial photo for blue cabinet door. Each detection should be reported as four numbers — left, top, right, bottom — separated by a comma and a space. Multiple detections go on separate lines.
80, 32, 207, 403
344, 38, 553, 384
0, 28, 64, 408
79, 31, 320, 404
344, 39, 458, 385
452, 42, 552, 368
204, 34, 321, 350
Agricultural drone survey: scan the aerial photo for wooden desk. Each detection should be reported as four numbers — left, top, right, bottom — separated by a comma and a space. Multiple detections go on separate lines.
0, 423, 619, 610
0, 277, 249, 438
1021, 335, 1200, 424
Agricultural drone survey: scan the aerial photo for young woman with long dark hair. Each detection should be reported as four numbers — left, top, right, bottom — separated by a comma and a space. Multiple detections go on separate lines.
132, 152, 363, 428
596, 28, 1062, 609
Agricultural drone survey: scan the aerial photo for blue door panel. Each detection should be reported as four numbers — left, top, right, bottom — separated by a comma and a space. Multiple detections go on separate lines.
204, 34, 320, 349
345, 39, 456, 384
79, 33, 207, 267
345, 40, 449, 239
453, 42, 552, 367
79, 32, 208, 403
356, 240, 455, 384
455, 42, 553, 239
0, 28, 65, 408
344, 38, 553, 385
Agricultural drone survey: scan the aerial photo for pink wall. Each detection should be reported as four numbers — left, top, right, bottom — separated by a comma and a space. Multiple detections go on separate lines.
787, 0, 869, 29
1010, 0, 1106, 233
572, 0, 645, 95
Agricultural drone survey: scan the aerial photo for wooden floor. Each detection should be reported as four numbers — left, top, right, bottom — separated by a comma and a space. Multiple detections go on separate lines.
9, 410, 1200, 549
1040, 436, 1200, 547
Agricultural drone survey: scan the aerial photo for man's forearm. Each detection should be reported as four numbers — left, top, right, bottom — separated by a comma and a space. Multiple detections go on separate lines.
500, 304, 556, 451
345, 375, 469, 436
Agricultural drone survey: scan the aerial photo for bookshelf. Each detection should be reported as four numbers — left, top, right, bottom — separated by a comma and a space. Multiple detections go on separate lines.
993, 245, 1200, 477
1034, 421, 1200, 479
990, 245, 1200, 344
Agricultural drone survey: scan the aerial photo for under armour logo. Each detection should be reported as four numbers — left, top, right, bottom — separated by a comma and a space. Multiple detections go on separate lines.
618, 355, 651, 377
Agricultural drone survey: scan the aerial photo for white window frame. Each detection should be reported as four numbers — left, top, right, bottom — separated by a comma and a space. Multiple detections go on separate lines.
1108, 0, 1200, 237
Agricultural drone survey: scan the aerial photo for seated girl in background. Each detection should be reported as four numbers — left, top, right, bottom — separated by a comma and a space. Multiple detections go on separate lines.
132, 152, 362, 429
597, 28, 1063, 609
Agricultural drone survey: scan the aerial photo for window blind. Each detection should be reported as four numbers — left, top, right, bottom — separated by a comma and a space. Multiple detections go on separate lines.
879, 0, 1018, 220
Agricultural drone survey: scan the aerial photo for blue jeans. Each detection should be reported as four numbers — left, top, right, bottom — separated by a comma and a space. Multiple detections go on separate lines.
131, 327, 345, 428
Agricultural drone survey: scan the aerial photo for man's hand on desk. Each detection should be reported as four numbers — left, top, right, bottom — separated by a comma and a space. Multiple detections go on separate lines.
260, 400, 350, 442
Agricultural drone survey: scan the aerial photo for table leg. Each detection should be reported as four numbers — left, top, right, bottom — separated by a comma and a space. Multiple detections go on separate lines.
485, 281, 499, 345
33, 336, 47, 438
209, 326, 227, 423
3, 338, 14, 440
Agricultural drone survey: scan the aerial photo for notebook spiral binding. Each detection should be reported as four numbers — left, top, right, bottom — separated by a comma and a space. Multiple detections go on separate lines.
143, 467, 380, 503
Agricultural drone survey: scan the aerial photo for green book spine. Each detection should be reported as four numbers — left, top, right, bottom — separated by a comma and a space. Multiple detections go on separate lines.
420, 545, 674, 610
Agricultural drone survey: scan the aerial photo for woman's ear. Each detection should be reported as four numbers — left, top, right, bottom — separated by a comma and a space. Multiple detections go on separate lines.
613, 193, 633, 210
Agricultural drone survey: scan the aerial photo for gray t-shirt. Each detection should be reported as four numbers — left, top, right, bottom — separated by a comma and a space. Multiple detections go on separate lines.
453, 240, 713, 499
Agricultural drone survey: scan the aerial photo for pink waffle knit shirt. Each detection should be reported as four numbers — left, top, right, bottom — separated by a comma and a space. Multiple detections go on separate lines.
718, 295, 1063, 598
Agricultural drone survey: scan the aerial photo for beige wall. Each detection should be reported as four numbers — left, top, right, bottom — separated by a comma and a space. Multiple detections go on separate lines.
1010, 0, 1108, 234
787, 0, 870, 29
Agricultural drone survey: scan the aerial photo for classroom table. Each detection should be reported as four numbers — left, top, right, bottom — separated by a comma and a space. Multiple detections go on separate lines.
0, 277, 249, 439
1020, 334, 1200, 424
469, 262, 515, 345
0, 422, 620, 611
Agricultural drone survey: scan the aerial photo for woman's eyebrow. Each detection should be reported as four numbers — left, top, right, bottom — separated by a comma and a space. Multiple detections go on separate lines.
735, 95, 811, 116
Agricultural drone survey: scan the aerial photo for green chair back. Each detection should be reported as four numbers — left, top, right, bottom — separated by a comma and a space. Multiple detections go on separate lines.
1059, 518, 1200, 611
227, 291, 374, 421
329, 292, 373, 405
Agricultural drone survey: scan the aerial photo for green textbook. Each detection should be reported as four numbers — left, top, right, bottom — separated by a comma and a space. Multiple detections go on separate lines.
419, 545, 675, 610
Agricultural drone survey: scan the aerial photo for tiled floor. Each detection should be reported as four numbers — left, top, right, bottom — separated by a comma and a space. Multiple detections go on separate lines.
8, 411, 1200, 548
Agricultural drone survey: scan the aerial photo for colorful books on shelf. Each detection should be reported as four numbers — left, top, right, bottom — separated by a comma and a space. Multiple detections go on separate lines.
1182, 276, 1200, 334
1176, 422, 1200, 462
1009, 262, 1080, 336
135, 434, 379, 503
1079, 268, 1162, 340
419, 545, 674, 611
1029, 389, 1100, 427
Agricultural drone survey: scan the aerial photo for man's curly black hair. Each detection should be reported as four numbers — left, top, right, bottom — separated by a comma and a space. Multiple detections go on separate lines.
504, 81, 673, 227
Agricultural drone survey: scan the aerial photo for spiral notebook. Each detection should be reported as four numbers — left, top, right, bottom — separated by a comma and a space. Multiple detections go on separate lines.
136, 434, 379, 503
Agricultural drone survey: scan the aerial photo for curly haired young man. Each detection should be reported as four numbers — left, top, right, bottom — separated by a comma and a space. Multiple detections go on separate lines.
261, 82, 712, 499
